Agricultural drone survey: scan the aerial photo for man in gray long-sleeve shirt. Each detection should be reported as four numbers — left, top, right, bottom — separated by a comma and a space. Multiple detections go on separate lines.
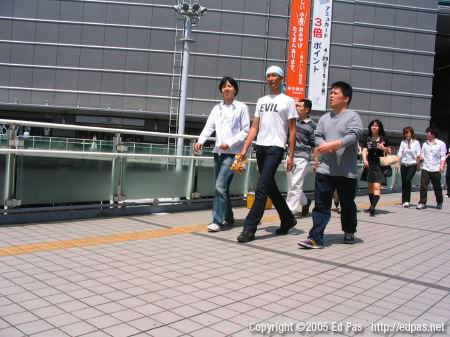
298, 81, 363, 249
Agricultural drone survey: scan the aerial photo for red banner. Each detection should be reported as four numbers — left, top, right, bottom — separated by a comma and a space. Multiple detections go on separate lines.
286, 0, 311, 101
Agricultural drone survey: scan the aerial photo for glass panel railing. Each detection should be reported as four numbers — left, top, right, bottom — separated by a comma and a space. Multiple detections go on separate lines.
0, 155, 5, 203
123, 159, 191, 199
15, 156, 112, 205
0, 135, 8, 148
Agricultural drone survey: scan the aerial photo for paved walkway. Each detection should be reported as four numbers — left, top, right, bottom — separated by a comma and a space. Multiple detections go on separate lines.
0, 192, 449, 337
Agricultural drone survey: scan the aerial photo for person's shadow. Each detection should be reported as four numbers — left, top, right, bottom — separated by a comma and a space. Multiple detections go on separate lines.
363, 209, 394, 216
227, 220, 305, 241
314, 233, 364, 248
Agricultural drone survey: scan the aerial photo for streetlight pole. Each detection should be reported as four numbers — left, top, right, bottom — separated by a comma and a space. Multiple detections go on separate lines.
176, 16, 192, 170
173, 1, 207, 171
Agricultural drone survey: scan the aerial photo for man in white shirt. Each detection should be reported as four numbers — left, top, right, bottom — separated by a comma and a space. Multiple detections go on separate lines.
236, 66, 297, 243
416, 126, 447, 210
195, 77, 250, 231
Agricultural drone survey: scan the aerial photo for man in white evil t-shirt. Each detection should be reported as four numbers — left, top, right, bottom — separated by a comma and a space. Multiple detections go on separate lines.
237, 66, 297, 243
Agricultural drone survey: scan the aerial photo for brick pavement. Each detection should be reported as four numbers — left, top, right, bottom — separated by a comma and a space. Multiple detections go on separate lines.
0, 191, 449, 337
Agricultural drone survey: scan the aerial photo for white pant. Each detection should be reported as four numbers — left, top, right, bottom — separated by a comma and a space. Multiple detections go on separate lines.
286, 157, 309, 212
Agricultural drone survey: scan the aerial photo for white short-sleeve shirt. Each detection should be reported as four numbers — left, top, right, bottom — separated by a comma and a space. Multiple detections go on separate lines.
421, 139, 447, 172
254, 93, 297, 148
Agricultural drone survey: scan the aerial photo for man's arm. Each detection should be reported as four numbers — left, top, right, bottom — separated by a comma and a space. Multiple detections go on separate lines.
240, 117, 259, 158
439, 142, 447, 173
314, 117, 325, 147
313, 147, 319, 174
286, 118, 296, 172
317, 112, 363, 154
195, 110, 216, 151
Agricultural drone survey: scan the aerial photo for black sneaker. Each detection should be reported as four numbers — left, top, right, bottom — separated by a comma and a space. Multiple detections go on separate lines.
301, 199, 312, 216
343, 232, 355, 244
369, 207, 375, 216
275, 219, 297, 235
237, 230, 255, 243
436, 203, 443, 209
221, 220, 234, 229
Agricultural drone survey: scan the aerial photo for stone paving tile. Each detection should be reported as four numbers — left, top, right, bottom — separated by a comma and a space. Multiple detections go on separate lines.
190, 312, 223, 326
86, 314, 122, 330
2, 311, 40, 326
102, 323, 141, 337
150, 310, 183, 325
44, 312, 80, 328
189, 326, 227, 337
58, 321, 97, 336
127, 316, 163, 331
78, 331, 111, 337
170, 304, 202, 318
15, 319, 54, 336
0, 326, 26, 337
169, 318, 204, 334
147, 325, 184, 337
0, 192, 448, 337
110, 308, 144, 322
29, 328, 71, 337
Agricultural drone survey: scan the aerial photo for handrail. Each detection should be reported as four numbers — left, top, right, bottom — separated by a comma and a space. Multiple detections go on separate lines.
0, 118, 212, 141
0, 148, 214, 160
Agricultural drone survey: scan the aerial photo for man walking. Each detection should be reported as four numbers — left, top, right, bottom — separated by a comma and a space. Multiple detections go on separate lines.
298, 81, 363, 249
416, 127, 447, 210
286, 99, 316, 216
236, 65, 297, 243
195, 76, 250, 231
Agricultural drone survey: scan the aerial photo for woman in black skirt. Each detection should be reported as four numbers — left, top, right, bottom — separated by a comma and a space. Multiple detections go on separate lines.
361, 119, 391, 216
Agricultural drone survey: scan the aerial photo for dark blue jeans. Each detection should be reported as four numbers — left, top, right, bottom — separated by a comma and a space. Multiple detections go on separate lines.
309, 173, 358, 245
244, 146, 294, 233
212, 153, 235, 224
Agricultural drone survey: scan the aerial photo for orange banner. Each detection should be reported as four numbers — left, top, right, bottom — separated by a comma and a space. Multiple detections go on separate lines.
286, 0, 311, 101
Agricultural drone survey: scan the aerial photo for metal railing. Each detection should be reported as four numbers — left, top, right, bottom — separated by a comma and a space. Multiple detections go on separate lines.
1, 118, 439, 221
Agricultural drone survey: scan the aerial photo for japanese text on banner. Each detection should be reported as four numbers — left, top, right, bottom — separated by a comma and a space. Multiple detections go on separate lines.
307, 0, 333, 111
286, 0, 311, 101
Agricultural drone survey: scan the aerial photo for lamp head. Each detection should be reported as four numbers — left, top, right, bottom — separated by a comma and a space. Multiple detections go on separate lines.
181, 2, 190, 11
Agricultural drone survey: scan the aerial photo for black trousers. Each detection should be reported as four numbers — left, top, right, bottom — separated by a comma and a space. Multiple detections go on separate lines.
419, 169, 443, 205
244, 146, 294, 233
400, 164, 417, 203
446, 175, 450, 197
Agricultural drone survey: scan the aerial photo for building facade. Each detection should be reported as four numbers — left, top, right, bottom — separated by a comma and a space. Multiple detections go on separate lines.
0, 0, 439, 137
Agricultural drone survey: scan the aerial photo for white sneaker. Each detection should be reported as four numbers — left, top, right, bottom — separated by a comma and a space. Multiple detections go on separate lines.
207, 223, 221, 232
445, 195, 449, 198
416, 203, 426, 210
402, 202, 410, 208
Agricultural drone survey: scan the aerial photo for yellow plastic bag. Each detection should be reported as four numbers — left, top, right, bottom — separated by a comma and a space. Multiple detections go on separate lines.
230, 154, 247, 174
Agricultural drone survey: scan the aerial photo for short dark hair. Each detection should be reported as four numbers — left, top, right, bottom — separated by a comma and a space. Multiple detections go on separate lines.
331, 81, 353, 105
402, 126, 415, 139
219, 76, 239, 96
368, 119, 386, 137
299, 98, 312, 112
425, 126, 438, 137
